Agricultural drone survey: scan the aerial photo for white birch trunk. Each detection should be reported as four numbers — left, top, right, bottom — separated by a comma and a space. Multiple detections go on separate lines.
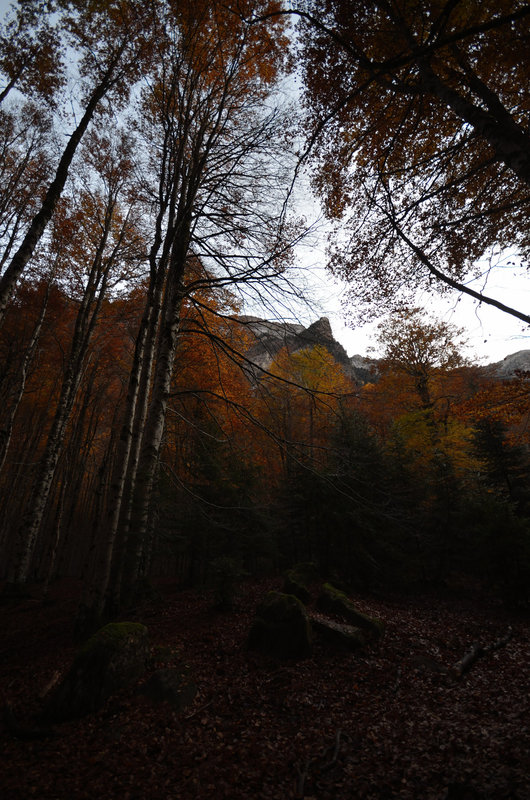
119, 261, 187, 605
0, 281, 50, 476
81, 272, 165, 620
8, 212, 114, 586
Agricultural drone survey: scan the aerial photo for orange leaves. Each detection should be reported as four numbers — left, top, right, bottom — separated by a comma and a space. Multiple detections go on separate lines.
359, 309, 486, 482
300, 1, 530, 324
459, 374, 530, 450
165, 0, 288, 95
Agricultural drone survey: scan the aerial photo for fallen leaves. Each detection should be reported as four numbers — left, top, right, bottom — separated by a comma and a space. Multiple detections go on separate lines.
1, 578, 529, 799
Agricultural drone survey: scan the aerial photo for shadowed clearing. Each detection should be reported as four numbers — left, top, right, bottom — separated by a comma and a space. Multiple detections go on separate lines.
1, 578, 529, 800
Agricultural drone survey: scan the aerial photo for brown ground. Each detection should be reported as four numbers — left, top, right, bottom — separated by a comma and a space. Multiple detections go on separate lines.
1, 578, 529, 799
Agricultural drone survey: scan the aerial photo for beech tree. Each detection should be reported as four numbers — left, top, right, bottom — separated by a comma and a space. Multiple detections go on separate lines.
0, 0, 151, 324
80, 0, 297, 621
7, 131, 144, 587
260, 343, 354, 471
0, 0, 64, 105
362, 310, 483, 566
292, 0, 530, 325
373, 308, 468, 410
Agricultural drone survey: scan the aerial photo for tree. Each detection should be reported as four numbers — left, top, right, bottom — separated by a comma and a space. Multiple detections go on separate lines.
0, 0, 64, 105
260, 343, 354, 469
0, 102, 53, 270
293, 0, 530, 325
0, 0, 151, 324
7, 130, 144, 587
362, 309, 481, 569
373, 308, 468, 409
80, 0, 297, 620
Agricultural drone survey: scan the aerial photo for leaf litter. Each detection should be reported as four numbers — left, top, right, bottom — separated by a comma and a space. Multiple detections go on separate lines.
1, 578, 529, 799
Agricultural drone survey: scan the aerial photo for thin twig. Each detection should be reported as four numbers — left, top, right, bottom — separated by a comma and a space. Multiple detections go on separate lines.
184, 699, 213, 720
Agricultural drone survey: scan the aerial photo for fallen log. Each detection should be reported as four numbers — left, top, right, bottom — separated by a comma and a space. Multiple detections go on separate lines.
451, 627, 513, 679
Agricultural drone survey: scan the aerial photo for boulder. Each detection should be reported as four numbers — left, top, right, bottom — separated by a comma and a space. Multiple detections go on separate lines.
140, 668, 197, 711
45, 622, 149, 721
282, 562, 320, 604
311, 614, 366, 651
282, 569, 311, 604
247, 591, 312, 660
317, 583, 384, 638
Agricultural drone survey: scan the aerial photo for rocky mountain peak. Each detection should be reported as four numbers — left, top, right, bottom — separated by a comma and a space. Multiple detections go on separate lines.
301, 316, 334, 343
487, 350, 530, 378
239, 315, 529, 386
241, 315, 350, 375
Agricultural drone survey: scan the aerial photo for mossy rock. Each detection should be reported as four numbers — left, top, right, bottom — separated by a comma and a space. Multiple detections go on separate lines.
317, 583, 384, 638
282, 569, 311, 604
291, 562, 320, 584
282, 562, 320, 604
247, 591, 312, 660
45, 622, 149, 721
311, 615, 366, 651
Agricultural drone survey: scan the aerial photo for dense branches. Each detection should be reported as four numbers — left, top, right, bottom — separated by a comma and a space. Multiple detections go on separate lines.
1, 1, 529, 616
296, 0, 530, 323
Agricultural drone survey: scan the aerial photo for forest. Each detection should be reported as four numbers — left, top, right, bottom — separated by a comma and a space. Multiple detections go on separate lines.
1, 2, 530, 798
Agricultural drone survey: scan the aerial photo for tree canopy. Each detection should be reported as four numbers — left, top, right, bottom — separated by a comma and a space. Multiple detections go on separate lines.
296, 0, 530, 324
0, 0, 530, 619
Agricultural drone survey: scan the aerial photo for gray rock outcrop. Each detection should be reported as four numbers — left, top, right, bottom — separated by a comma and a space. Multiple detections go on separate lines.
487, 349, 530, 379
247, 591, 312, 659
45, 622, 150, 721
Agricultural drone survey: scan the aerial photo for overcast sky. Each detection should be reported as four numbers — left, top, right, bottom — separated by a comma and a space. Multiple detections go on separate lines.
1, 0, 528, 365
317, 260, 530, 366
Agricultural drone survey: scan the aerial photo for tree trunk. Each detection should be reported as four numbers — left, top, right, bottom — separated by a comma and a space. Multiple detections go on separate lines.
0, 280, 51, 475
8, 205, 115, 586
419, 61, 530, 187
41, 464, 67, 597
119, 258, 188, 607
80, 272, 164, 621
0, 47, 124, 325
109, 289, 162, 608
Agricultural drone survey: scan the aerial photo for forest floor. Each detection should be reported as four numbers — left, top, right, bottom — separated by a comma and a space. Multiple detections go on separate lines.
1, 577, 529, 800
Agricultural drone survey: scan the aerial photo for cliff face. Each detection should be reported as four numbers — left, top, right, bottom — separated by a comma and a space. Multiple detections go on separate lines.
239, 315, 529, 384
239, 315, 376, 384
486, 350, 530, 379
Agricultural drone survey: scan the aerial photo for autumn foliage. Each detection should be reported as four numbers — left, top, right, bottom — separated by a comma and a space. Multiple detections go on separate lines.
0, 0, 529, 620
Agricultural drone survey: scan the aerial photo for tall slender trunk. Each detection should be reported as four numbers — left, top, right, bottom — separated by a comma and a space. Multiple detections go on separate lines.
81, 162, 187, 620
109, 287, 163, 608
119, 256, 188, 606
81, 273, 165, 621
0, 47, 125, 325
8, 357, 87, 584
80, 409, 121, 588
42, 366, 98, 588
8, 210, 115, 586
41, 460, 68, 597
0, 281, 51, 475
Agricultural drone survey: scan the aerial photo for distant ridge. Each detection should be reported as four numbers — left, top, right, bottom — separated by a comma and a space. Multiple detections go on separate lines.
485, 350, 530, 379
239, 316, 529, 384
239, 315, 375, 384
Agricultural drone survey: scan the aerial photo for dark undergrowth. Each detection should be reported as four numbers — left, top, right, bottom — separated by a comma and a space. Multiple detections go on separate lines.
1, 578, 529, 799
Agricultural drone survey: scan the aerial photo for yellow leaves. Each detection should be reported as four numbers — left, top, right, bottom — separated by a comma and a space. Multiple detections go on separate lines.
391, 408, 481, 478
271, 344, 352, 395
258, 344, 356, 472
